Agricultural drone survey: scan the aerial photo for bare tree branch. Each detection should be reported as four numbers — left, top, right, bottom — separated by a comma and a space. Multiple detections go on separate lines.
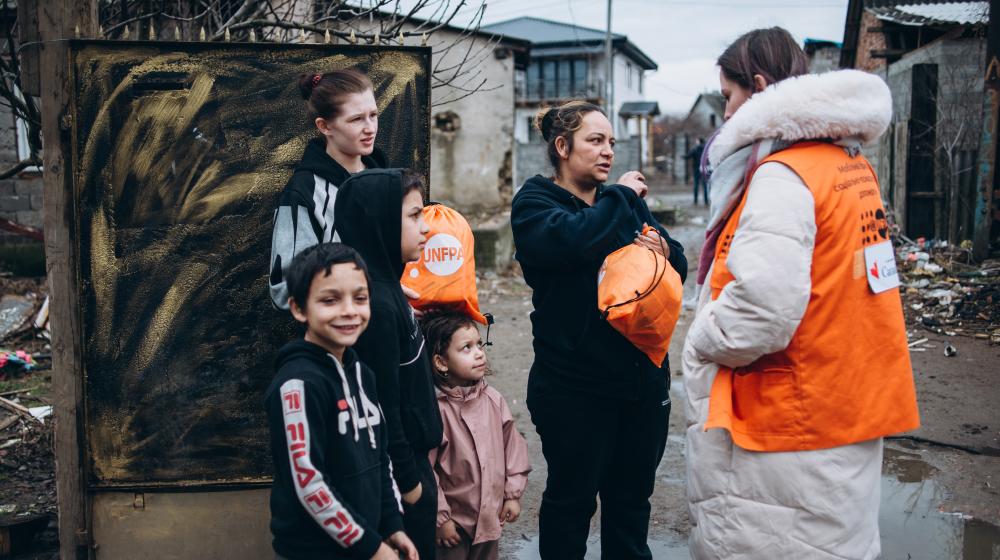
0, 158, 41, 180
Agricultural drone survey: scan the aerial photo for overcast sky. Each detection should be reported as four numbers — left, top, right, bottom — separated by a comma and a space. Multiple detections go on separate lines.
411, 0, 851, 115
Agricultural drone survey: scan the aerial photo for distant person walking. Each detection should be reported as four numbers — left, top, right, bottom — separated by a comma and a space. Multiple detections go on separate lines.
511, 101, 687, 559
682, 28, 920, 559
685, 138, 707, 205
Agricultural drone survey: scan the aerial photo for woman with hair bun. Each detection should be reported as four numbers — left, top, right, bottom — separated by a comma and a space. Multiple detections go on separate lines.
511, 100, 687, 559
683, 27, 919, 559
269, 68, 386, 310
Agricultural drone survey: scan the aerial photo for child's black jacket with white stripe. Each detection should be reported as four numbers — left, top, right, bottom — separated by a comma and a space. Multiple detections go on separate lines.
265, 340, 402, 559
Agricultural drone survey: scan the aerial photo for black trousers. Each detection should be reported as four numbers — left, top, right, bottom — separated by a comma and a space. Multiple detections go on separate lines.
527, 368, 670, 560
693, 172, 707, 205
402, 452, 438, 560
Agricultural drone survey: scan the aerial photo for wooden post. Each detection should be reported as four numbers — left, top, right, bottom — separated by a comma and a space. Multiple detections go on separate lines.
15, 0, 41, 96
972, 0, 999, 260
646, 114, 655, 175
36, 1, 98, 558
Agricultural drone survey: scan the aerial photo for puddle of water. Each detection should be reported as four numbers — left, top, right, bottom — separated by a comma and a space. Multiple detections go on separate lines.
879, 448, 1000, 560
512, 535, 688, 560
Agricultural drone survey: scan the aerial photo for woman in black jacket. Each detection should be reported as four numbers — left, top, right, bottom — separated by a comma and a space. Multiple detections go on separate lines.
269, 68, 386, 310
511, 101, 687, 560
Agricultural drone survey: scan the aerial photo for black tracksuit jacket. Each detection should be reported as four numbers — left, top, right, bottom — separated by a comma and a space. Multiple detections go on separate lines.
511, 175, 688, 399
334, 169, 444, 495
268, 138, 387, 309
265, 341, 402, 559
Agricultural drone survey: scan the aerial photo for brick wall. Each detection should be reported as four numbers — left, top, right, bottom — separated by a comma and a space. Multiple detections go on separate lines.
855, 11, 888, 73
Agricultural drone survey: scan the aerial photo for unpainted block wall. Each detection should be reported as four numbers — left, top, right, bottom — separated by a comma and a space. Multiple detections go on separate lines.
0, 100, 44, 245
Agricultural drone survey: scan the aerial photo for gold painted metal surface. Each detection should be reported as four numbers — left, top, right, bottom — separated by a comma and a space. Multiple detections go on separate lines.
70, 41, 431, 487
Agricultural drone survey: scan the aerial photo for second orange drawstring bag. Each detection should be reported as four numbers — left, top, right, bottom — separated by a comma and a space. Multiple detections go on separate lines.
597, 226, 683, 366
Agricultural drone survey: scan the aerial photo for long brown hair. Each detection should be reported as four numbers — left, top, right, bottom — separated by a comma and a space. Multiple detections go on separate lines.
717, 27, 808, 91
534, 101, 605, 172
296, 68, 373, 120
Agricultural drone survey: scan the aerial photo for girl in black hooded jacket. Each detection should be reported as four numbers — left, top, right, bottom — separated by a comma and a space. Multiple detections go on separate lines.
511, 101, 687, 560
269, 68, 387, 310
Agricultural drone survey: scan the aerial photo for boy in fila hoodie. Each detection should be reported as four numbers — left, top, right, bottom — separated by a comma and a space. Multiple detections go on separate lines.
265, 242, 416, 560
335, 168, 444, 560
268, 137, 388, 309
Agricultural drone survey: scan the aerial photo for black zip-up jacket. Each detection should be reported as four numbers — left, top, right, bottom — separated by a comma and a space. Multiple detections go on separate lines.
265, 341, 403, 560
334, 169, 444, 494
269, 138, 388, 309
511, 175, 688, 399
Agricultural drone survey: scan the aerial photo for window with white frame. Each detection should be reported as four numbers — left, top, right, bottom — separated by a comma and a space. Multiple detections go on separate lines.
13, 86, 40, 172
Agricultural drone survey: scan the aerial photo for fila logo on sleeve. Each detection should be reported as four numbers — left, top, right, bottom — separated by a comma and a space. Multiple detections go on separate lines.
280, 379, 364, 547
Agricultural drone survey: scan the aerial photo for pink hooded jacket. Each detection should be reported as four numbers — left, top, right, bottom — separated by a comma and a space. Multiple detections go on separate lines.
429, 379, 531, 544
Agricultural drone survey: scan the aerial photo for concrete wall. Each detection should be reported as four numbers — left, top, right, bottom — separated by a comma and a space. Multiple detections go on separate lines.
347, 22, 516, 211
423, 29, 516, 210
514, 137, 640, 191
0, 99, 44, 246
808, 46, 842, 74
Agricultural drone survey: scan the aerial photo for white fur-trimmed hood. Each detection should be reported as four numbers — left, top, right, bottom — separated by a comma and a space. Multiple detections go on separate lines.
708, 70, 892, 167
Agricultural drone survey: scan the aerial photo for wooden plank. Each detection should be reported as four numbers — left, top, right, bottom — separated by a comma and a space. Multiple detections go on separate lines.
15, 0, 40, 96
36, 1, 98, 558
0, 395, 42, 424
972, 0, 999, 260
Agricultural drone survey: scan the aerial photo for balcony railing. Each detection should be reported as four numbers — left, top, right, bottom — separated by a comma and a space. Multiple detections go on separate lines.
516, 78, 604, 103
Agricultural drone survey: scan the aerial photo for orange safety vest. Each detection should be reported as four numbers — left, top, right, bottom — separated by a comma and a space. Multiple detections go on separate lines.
705, 141, 920, 452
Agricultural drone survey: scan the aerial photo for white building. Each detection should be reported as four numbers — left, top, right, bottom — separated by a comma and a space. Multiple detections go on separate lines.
481, 16, 659, 143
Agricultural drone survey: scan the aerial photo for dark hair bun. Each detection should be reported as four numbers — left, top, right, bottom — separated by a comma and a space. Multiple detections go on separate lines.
296, 73, 317, 100
534, 107, 556, 142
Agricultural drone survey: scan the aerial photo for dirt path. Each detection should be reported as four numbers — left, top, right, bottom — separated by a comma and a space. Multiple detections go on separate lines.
491, 180, 1000, 559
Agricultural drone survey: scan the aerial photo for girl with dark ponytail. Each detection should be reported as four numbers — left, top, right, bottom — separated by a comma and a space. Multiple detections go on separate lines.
510, 101, 687, 558
269, 68, 387, 310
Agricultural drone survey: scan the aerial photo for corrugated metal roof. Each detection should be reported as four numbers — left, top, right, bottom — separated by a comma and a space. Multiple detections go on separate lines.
482, 16, 624, 44
868, 1, 989, 25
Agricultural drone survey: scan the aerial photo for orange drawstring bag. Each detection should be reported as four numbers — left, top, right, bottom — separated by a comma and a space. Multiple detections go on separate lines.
402, 203, 488, 324
597, 226, 683, 366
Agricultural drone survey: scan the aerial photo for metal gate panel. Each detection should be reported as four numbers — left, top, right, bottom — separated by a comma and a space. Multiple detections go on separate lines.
69, 40, 431, 488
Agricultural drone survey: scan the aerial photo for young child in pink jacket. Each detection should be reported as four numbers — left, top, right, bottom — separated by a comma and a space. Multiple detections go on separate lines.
422, 311, 531, 560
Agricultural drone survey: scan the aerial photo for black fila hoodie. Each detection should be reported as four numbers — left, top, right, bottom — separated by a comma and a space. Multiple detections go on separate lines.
334, 169, 443, 494
265, 341, 402, 560
269, 138, 388, 309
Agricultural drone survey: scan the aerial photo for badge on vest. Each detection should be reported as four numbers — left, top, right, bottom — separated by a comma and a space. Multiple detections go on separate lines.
863, 241, 900, 294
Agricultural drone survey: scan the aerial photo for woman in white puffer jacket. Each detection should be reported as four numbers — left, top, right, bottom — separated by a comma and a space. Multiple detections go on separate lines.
683, 27, 920, 560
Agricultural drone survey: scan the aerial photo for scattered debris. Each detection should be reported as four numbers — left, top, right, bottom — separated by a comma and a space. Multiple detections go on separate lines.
0, 349, 36, 373
26, 406, 51, 422
0, 396, 42, 425
0, 295, 35, 341
944, 344, 958, 357
896, 237, 1000, 343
